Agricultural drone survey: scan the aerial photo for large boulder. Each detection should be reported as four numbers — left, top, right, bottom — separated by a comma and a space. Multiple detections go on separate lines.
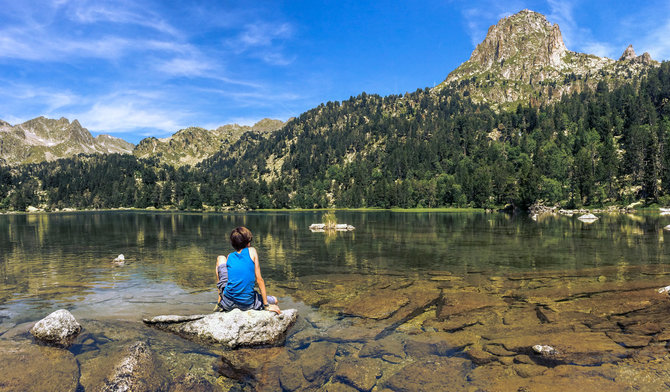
144, 309, 298, 349
30, 309, 81, 346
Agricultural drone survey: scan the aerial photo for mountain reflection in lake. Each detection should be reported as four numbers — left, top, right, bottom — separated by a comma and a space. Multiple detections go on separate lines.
1, 211, 670, 390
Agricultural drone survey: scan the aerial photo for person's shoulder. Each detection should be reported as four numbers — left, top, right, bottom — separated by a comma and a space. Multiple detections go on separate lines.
248, 247, 258, 257
217, 255, 227, 265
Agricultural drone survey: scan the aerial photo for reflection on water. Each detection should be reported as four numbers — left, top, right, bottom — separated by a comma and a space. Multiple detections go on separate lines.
2, 211, 670, 389
1, 211, 669, 316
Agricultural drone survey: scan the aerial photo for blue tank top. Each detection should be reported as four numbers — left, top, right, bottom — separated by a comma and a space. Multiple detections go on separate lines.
222, 248, 256, 306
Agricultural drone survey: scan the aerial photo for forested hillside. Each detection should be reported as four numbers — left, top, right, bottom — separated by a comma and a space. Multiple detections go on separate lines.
1, 62, 669, 211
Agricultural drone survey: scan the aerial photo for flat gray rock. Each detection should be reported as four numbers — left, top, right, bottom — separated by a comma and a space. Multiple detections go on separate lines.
144, 309, 298, 349
30, 309, 81, 346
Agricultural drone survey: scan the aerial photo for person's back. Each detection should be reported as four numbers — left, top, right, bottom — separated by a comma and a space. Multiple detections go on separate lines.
216, 226, 280, 314
223, 247, 256, 307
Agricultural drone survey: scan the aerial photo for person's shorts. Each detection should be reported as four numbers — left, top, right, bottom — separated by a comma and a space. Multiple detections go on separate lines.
219, 291, 277, 311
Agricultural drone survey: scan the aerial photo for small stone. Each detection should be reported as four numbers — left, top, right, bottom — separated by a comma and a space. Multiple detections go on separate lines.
113, 254, 125, 262
532, 344, 557, 355
597, 275, 606, 283
30, 309, 82, 346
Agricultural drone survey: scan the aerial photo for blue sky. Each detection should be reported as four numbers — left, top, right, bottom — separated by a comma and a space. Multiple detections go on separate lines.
1, 0, 669, 144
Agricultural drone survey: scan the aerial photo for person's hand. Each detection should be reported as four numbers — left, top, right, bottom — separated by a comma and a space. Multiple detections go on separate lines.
265, 304, 281, 314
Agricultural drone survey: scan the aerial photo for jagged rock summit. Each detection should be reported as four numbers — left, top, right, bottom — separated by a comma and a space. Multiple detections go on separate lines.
0, 116, 134, 165
437, 9, 659, 109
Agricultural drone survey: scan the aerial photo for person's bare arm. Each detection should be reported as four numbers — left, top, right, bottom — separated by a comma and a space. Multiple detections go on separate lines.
250, 247, 280, 314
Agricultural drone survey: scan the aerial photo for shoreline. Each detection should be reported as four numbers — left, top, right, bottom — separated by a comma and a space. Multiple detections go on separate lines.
2, 204, 669, 215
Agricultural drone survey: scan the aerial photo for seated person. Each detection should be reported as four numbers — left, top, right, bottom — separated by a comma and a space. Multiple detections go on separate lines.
216, 226, 280, 314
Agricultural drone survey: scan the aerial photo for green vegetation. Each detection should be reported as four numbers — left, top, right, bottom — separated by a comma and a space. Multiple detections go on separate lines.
1, 62, 670, 211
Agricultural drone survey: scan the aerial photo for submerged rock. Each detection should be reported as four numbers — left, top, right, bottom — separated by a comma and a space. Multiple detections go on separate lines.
30, 309, 82, 346
0, 340, 80, 392
98, 341, 169, 392
144, 309, 298, 348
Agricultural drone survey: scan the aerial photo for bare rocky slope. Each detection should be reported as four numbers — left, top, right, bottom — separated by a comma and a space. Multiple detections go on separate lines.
133, 118, 284, 167
0, 117, 134, 166
436, 9, 659, 109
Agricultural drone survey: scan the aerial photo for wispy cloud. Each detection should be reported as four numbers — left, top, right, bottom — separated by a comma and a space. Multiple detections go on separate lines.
459, 1, 527, 47
546, 0, 616, 58
69, 99, 189, 134
229, 21, 295, 65
63, 0, 181, 37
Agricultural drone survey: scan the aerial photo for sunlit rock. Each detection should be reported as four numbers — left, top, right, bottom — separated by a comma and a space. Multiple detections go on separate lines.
30, 309, 81, 346
532, 344, 557, 355
144, 309, 297, 349
578, 213, 598, 222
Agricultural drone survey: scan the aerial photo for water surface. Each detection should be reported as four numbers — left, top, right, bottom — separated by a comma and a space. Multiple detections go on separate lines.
2, 211, 670, 390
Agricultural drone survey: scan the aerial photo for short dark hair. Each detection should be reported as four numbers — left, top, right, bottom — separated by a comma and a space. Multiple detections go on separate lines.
230, 226, 253, 251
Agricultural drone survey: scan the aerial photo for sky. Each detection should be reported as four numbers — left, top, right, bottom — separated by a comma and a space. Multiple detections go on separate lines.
1, 0, 669, 144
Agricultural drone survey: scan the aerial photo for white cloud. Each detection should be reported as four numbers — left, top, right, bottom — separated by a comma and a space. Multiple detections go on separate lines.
71, 100, 188, 134
546, 0, 617, 58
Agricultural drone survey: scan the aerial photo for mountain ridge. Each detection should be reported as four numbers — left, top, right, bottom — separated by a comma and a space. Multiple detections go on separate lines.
133, 118, 284, 166
0, 116, 134, 166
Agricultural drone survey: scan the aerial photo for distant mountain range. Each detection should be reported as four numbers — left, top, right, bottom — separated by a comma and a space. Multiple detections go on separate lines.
0, 117, 284, 166
0, 117, 133, 166
0, 9, 661, 168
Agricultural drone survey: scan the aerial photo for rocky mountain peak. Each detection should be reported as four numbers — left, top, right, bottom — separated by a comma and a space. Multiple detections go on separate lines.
462, 9, 566, 74
620, 44, 636, 61
437, 9, 659, 110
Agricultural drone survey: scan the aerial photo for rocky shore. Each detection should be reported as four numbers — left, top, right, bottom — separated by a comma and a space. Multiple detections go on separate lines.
3, 265, 670, 390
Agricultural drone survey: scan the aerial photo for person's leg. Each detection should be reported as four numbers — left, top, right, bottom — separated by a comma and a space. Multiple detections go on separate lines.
219, 295, 237, 311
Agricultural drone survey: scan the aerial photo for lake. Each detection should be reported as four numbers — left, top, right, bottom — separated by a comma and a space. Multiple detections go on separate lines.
2, 210, 670, 391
